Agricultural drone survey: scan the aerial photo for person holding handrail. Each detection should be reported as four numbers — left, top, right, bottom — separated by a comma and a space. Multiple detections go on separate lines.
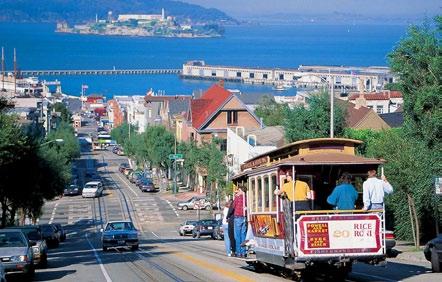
362, 169, 393, 210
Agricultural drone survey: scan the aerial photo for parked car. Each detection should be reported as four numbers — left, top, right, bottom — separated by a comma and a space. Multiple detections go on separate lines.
10, 226, 48, 268
139, 178, 156, 192
385, 230, 396, 255
64, 184, 81, 196
52, 224, 66, 242
118, 163, 130, 173
82, 181, 103, 198
0, 229, 35, 279
424, 234, 442, 272
39, 224, 60, 248
178, 220, 198, 236
177, 197, 212, 211
123, 168, 133, 177
192, 219, 219, 239
212, 220, 224, 240
101, 221, 139, 251
129, 171, 144, 183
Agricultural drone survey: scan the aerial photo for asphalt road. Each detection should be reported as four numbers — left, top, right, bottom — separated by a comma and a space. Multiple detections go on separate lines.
9, 122, 439, 282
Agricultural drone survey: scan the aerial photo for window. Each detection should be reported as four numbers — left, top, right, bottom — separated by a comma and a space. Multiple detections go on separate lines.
271, 174, 277, 212
219, 139, 227, 151
250, 178, 257, 212
263, 74, 268, 79
264, 176, 269, 211
247, 135, 256, 146
279, 74, 284, 80
211, 71, 216, 77
249, 73, 254, 78
236, 72, 241, 78
227, 111, 238, 125
257, 177, 262, 212
376, 105, 383, 114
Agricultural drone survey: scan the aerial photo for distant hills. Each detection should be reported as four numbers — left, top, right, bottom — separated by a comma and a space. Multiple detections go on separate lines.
0, 0, 236, 24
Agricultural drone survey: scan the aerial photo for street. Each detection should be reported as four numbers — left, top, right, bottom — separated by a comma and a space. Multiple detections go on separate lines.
9, 121, 439, 282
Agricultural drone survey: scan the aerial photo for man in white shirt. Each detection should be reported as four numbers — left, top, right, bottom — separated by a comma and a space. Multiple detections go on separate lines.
363, 169, 393, 210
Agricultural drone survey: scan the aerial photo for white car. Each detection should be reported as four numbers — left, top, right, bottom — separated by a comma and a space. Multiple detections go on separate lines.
82, 181, 103, 198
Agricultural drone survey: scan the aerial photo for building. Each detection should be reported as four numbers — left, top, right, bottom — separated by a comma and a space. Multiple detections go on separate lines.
11, 97, 56, 135
117, 9, 166, 22
348, 90, 403, 114
227, 126, 285, 175
344, 102, 390, 130
182, 83, 262, 146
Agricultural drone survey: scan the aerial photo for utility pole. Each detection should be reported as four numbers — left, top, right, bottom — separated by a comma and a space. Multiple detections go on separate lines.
173, 137, 177, 194
13, 48, 16, 96
1, 47, 4, 91
329, 69, 334, 138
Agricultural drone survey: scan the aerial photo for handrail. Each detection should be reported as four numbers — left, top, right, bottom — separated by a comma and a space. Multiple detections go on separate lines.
295, 209, 383, 214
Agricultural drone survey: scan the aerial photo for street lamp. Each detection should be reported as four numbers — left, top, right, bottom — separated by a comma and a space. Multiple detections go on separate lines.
40, 138, 64, 147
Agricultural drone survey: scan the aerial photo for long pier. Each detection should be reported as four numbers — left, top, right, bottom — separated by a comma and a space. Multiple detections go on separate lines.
16, 68, 182, 76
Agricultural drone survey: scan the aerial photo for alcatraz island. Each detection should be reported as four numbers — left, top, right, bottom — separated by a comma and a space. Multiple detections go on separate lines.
56, 9, 224, 38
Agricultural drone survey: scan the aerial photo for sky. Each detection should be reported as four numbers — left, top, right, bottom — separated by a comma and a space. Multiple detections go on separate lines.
184, 0, 441, 18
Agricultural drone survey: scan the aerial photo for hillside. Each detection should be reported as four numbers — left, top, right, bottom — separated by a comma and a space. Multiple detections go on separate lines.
0, 0, 236, 24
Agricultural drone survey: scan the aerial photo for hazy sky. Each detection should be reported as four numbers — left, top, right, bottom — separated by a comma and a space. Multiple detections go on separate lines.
184, 0, 441, 18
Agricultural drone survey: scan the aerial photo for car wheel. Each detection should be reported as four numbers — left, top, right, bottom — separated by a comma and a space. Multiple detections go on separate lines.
192, 232, 196, 238
196, 231, 201, 238
182, 205, 188, 211
131, 245, 139, 251
179, 231, 184, 236
205, 205, 212, 210
431, 248, 441, 272
103, 246, 108, 252
211, 234, 216, 240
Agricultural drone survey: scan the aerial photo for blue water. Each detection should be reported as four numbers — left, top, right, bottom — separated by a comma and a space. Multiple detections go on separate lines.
0, 23, 408, 97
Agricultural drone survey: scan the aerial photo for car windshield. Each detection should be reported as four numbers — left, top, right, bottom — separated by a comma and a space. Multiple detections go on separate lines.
0, 232, 27, 247
84, 184, 98, 189
200, 220, 217, 225
21, 229, 41, 241
105, 222, 135, 231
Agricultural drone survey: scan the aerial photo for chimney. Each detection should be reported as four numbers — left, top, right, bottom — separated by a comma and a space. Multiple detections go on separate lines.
354, 95, 367, 109
218, 80, 225, 88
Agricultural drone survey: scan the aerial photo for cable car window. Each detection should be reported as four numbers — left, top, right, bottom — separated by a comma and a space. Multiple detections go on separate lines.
250, 178, 256, 213
271, 174, 277, 212
264, 175, 270, 211
257, 177, 262, 212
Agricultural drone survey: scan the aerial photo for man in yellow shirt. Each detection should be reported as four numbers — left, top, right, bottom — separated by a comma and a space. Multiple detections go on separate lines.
279, 174, 312, 211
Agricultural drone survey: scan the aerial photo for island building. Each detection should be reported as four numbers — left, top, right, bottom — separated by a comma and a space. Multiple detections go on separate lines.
117, 9, 166, 22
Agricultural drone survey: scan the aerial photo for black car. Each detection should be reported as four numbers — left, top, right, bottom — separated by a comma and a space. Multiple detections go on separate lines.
52, 224, 66, 242
39, 224, 59, 248
63, 184, 81, 196
192, 219, 218, 239
424, 234, 442, 272
139, 178, 156, 192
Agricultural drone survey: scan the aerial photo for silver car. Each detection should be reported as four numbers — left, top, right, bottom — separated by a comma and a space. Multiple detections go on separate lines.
0, 229, 34, 279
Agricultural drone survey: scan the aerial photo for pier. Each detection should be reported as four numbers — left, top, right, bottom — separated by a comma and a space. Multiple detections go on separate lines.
181, 61, 397, 92
16, 68, 182, 76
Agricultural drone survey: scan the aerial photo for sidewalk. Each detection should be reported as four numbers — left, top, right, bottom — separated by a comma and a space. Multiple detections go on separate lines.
391, 241, 429, 264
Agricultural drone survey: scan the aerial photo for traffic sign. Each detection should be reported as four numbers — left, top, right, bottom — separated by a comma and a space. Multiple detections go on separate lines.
168, 153, 183, 160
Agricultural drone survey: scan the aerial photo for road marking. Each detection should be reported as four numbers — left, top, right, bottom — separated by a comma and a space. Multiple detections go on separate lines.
352, 272, 400, 282
174, 252, 254, 282
115, 172, 138, 197
151, 231, 160, 239
165, 200, 180, 217
85, 233, 112, 282
48, 203, 59, 224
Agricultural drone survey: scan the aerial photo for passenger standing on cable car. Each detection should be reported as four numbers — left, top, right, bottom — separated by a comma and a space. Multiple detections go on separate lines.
363, 169, 393, 210
327, 172, 358, 210
233, 186, 247, 258
279, 173, 312, 210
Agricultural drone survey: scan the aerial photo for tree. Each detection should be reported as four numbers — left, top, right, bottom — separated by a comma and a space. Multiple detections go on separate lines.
110, 123, 137, 147
46, 122, 80, 161
284, 91, 347, 142
53, 102, 71, 123
388, 16, 442, 150
365, 129, 438, 247
254, 95, 289, 126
